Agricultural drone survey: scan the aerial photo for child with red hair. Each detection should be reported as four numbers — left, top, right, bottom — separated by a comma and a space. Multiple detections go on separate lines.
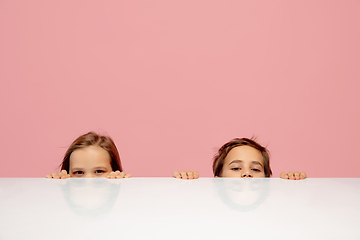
46, 132, 131, 179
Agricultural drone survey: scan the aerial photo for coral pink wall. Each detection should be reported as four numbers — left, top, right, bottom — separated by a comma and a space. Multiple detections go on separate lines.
1, 1, 360, 178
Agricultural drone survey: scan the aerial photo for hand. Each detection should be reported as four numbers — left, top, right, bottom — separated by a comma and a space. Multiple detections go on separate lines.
46, 170, 70, 179
280, 171, 307, 180
107, 170, 132, 179
173, 171, 199, 179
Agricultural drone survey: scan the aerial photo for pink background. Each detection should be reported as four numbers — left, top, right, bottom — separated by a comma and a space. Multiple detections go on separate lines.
1, 1, 359, 178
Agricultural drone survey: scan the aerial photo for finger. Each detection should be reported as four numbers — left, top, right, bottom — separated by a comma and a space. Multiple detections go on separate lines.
59, 170, 69, 179
173, 171, 181, 179
193, 171, 200, 179
280, 172, 288, 179
300, 172, 307, 179
287, 172, 294, 180
116, 171, 126, 179
187, 171, 194, 179
107, 171, 117, 179
59, 174, 69, 179
51, 172, 60, 179
124, 173, 132, 178
294, 172, 300, 180
45, 174, 52, 178
111, 171, 119, 179
180, 171, 188, 179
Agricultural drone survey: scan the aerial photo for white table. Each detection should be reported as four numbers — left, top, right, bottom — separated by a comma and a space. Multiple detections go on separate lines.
0, 178, 359, 239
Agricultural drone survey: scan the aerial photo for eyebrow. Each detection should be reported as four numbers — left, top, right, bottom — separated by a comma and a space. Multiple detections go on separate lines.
93, 167, 109, 170
70, 168, 84, 171
71, 167, 108, 170
229, 160, 263, 167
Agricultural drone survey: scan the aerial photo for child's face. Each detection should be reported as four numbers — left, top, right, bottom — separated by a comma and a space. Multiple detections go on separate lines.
69, 146, 112, 178
220, 146, 265, 178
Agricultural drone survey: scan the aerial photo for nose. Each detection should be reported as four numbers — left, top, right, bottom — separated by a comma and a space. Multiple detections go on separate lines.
241, 172, 253, 178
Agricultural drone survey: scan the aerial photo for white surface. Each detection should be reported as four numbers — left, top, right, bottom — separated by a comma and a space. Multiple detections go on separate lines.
0, 178, 360, 239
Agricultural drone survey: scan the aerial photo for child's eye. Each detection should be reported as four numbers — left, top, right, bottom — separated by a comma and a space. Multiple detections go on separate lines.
95, 170, 106, 174
73, 171, 84, 175
231, 168, 241, 171
252, 169, 261, 172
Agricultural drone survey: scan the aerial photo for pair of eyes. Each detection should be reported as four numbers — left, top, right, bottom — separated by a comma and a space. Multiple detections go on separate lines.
231, 167, 262, 172
72, 170, 107, 175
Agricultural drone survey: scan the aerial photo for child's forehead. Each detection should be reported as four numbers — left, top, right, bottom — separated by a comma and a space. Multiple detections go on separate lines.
70, 146, 111, 167
226, 146, 263, 162
71, 145, 109, 156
